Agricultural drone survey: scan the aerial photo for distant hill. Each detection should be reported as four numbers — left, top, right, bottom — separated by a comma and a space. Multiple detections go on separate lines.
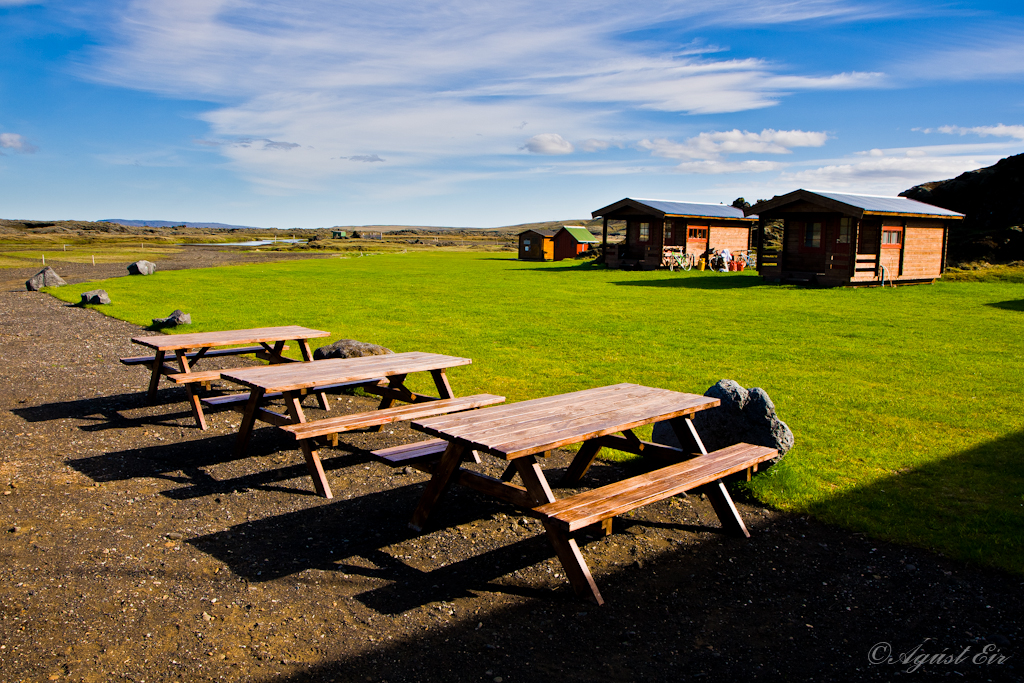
901, 153, 1024, 263
101, 219, 266, 230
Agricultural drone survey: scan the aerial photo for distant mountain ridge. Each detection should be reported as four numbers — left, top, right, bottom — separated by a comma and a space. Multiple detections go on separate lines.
901, 153, 1024, 262
101, 219, 267, 230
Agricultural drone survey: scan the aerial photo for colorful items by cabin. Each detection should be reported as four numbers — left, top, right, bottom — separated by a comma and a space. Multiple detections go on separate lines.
591, 198, 757, 270
748, 190, 964, 286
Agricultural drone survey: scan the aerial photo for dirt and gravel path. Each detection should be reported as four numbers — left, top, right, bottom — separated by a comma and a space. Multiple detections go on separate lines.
0, 275, 1020, 682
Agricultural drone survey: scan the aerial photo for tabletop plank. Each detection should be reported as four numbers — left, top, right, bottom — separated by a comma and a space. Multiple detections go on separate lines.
132, 326, 330, 351
221, 351, 472, 393
413, 384, 718, 459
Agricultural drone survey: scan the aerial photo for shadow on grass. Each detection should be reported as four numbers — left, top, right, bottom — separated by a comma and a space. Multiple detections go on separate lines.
803, 429, 1024, 573
613, 273, 764, 290
986, 299, 1024, 312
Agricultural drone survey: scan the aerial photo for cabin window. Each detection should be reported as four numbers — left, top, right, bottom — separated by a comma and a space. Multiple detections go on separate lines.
804, 222, 822, 248
837, 217, 851, 244
687, 227, 707, 239
639, 223, 650, 242
882, 227, 903, 246
665, 225, 673, 241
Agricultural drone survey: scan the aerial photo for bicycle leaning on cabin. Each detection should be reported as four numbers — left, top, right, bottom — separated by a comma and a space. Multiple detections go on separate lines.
661, 247, 694, 271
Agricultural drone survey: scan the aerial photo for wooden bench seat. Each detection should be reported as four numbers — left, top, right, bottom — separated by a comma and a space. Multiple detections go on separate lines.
281, 394, 506, 441
534, 442, 777, 605
536, 442, 778, 534
372, 439, 449, 467
198, 379, 387, 408
119, 345, 286, 366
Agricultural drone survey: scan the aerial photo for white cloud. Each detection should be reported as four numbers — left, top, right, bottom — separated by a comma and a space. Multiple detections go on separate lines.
0, 133, 38, 153
919, 124, 1024, 141
781, 153, 1003, 193
70, 0, 887, 186
639, 129, 827, 160
580, 139, 612, 152
900, 29, 1024, 80
674, 159, 785, 174
523, 133, 574, 155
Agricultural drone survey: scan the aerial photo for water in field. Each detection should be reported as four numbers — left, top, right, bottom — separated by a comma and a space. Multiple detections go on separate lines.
184, 239, 307, 246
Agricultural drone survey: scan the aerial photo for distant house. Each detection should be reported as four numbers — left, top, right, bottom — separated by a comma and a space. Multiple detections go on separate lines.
553, 226, 599, 261
591, 198, 757, 269
748, 189, 965, 287
331, 230, 347, 238
518, 229, 556, 260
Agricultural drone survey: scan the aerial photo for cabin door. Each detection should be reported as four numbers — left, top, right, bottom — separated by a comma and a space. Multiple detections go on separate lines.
686, 225, 708, 257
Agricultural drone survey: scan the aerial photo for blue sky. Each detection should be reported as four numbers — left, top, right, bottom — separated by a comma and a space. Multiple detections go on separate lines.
1, 0, 1023, 228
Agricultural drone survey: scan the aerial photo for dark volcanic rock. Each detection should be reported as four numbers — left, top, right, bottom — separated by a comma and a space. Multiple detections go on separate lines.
25, 266, 67, 291
652, 379, 793, 458
80, 289, 111, 305
151, 309, 191, 327
901, 153, 1024, 263
313, 339, 393, 360
127, 260, 156, 275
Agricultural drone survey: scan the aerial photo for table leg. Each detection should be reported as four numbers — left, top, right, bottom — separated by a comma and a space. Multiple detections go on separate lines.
234, 387, 266, 456
668, 416, 709, 456
282, 390, 332, 499
560, 440, 602, 486
702, 481, 750, 538
541, 520, 605, 606
297, 338, 330, 411
512, 456, 555, 505
146, 350, 165, 403
409, 441, 465, 531
431, 369, 454, 399
174, 349, 208, 430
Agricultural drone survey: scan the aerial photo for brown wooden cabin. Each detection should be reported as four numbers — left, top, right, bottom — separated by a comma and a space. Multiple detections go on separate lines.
748, 190, 964, 287
591, 198, 757, 269
553, 226, 599, 261
518, 229, 555, 260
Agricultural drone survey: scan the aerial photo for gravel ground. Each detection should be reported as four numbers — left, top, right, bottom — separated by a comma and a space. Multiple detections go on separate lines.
0, 272, 1021, 682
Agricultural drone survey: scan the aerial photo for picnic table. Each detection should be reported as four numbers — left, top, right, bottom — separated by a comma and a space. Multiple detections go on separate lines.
401, 383, 778, 605
123, 326, 330, 429
218, 351, 498, 498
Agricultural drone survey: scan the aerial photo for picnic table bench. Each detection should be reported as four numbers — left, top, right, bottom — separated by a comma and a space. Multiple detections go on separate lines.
123, 326, 330, 429
217, 351, 484, 498
408, 383, 779, 605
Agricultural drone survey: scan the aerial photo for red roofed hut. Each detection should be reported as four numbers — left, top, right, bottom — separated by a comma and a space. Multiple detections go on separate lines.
748, 190, 965, 286
553, 226, 599, 260
591, 198, 757, 270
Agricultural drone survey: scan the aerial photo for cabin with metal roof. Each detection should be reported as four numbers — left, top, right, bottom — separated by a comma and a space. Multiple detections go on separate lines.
518, 229, 556, 261
553, 226, 599, 261
591, 198, 758, 270
747, 189, 964, 286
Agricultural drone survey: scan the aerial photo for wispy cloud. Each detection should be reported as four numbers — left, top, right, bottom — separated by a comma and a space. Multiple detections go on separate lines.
917, 124, 1024, 141
639, 128, 828, 160
0, 133, 38, 154
899, 27, 1024, 80
71, 0, 889, 186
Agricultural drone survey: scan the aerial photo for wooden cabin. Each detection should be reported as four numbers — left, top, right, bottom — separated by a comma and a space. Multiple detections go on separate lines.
748, 190, 964, 287
518, 229, 555, 260
553, 226, 599, 261
591, 198, 757, 269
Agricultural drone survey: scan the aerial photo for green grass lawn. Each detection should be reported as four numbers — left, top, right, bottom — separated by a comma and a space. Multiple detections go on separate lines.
48, 252, 1024, 574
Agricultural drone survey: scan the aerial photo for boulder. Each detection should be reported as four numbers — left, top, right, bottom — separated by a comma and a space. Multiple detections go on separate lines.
25, 266, 67, 291
313, 339, 393, 360
127, 260, 156, 275
151, 309, 191, 327
80, 289, 111, 305
651, 379, 794, 459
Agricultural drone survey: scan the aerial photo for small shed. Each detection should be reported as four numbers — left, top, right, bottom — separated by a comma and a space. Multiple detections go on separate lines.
553, 226, 599, 261
748, 190, 965, 286
591, 198, 757, 269
332, 230, 347, 238
518, 229, 555, 260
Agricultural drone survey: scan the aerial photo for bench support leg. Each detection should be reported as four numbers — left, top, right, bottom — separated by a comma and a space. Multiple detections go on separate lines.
282, 390, 333, 498
234, 387, 266, 456
514, 456, 555, 506
297, 339, 330, 411
668, 416, 709, 455
703, 481, 750, 538
561, 440, 602, 486
431, 369, 454, 399
409, 441, 465, 532
542, 521, 604, 606
174, 349, 209, 430
146, 350, 165, 403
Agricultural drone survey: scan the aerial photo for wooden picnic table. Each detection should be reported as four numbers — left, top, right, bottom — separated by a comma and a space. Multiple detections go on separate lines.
126, 325, 330, 429
406, 383, 778, 604
219, 351, 473, 497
